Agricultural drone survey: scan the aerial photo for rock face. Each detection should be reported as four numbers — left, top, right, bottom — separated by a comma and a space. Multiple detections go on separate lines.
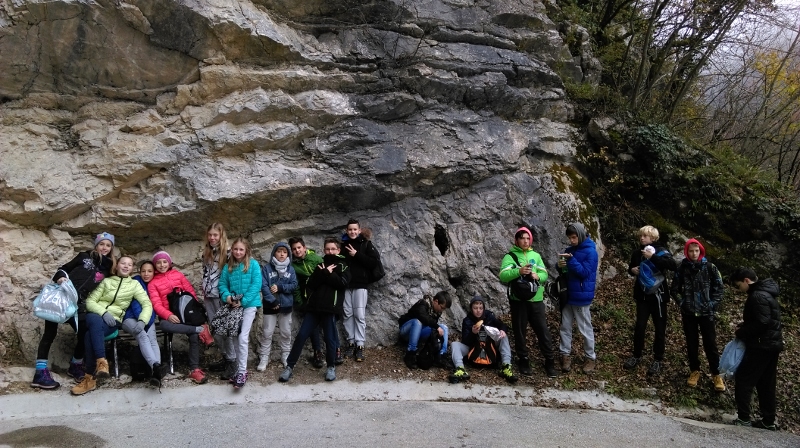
0, 0, 601, 366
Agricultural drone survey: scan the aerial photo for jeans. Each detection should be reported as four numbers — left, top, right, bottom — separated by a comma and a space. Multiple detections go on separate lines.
451, 337, 512, 368
287, 312, 337, 368
122, 318, 161, 367
343, 288, 368, 346
735, 349, 780, 425
36, 314, 86, 360
560, 304, 596, 360
159, 320, 200, 370
509, 300, 554, 360
632, 296, 668, 360
398, 319, 448, 354
260, 312, 293, 365
681, 312, 719, 374
84, 313, 119, 374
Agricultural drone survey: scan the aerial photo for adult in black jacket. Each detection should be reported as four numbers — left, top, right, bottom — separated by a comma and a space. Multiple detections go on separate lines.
341, 219, 380, 362
623, 225, 677, 376
731, 267, 784, 430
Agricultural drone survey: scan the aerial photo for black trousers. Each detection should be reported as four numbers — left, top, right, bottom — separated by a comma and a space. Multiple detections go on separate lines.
509, 300, 554, 361
735, 348, 780, 425
36, 314, 86, 361
681, 312, 719, 374
632, 296, 667, 360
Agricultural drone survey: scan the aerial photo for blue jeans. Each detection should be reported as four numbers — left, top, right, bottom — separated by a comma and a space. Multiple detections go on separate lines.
399, 319, 448, 354
84, 312, 119, 374
287, 312, 337, 368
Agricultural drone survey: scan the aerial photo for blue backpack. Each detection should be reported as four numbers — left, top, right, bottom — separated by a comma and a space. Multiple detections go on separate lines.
638, 252, 667, 295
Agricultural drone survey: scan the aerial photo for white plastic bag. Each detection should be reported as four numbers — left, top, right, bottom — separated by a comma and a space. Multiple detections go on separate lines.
483, 325, 501, 342
33, 280, 79, 323
718, 338, 746, 378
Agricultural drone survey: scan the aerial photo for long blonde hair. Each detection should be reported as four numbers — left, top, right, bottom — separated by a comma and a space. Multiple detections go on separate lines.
227, 237, 252, 273
203, 222, 229, 270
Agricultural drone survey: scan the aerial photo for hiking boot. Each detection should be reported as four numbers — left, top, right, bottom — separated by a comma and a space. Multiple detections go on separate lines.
712, 374, 726, 392
94, 358, 110, 385
561, 355, 572, 373
432, 352, 451, 369
499, 363, 518, 383
544, 358, 559, 378
343, 343, 355, 358
233, 372, 247, 389
70, 374, 96, 395
198, 324, 214, 347
582, 358, 596, 374
646, 360, 662, 377
279, 366, 293, 382
335, 347, 345, 365
448, 367, 470, 383
257, 357, 268, 372
68, 361, 86, 382
517, 356, 533, 376
220, 360, 237, 381
752, 420, 777, 431
687, 370, 701, 387
354, 345, 365, 362
149, 363, 164, 388
403, 350, 417, 369
325, 366, 336, 381
188, 368, 208, 384
623, 356, 640, 370
311, 350, 325, 369
31, 368, 60, 390
208, 358, 227, 372
734, 418, 751, 427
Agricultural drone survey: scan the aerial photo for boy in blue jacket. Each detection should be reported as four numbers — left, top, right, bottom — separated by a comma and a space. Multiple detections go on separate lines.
259, 242, 298, 371
557, 223, 599, 374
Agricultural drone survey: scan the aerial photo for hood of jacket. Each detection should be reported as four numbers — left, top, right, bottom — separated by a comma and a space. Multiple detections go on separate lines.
567, 222, 588, 244
683, 238, 706, 261
752, 278, 780, 298
271, 242, 291, 260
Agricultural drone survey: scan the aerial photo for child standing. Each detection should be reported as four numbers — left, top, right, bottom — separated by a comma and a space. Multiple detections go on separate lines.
671, 239, 725, 391
125, 260, 164, 388
148, 250, 213, 384
72, 256, 153, 395
201, 223, 235, 375
341, 219, 381, 362
280, 238, 350, 383
219, 237, 262, 389
32, 232, 117, 389
288, 237, 329, 368
259, 242, 298, 370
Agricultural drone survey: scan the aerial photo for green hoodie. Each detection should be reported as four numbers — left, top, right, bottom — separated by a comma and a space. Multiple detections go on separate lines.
499, 245, 548, 302
291, 248, 324, 306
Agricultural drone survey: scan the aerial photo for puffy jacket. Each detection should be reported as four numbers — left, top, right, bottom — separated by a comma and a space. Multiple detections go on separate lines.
499, 246, 548, 302
52, 250, 114, 311
398, 295, 443, 330
124, 275, 156, 326
305, 254, 350, 315
291, 249, 323, 307
148, 269, 197, 321
86, 275, 153, 324
461, 309, 508, 348
563, 234, 598, 307
735, 278, 784, 352
220, 258, 262, 309
341, 234, 380, 288
261, 242, 299, 314
627, 244, 676, 302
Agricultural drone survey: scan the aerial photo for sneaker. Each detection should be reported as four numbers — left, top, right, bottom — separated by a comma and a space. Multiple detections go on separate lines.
325, 366, 336, 381
208, 358, 228, 372
198, 324, 214, 347
188, 368, 208, 384
712, 374, 726, 392
70, 374, 96, 395
751, 420, 777, 431
220, 360, 237, 381
448, 366, 470, 383
343, 343, 355, 358
517, 356, 533, 376
354, 346, 365, 362
311, 350, 324, 369
279, 366, 293, 382
623, 356, 640, 370
561, 355, 572, 373
150, 363, 164, 389
67, 361, 86, 382
687, 370, 701, 387
94, 358, 110, 385
335, 347, 345, 365
403, 350, 417, 369
499, 363, 518, 383
733, 418, 751, 427
257, 357, 268, 372
582, 358, 596, 374
31, 368, 60, 390
544, 359, 559, 378
647, 360, 662, 376
233, 372, 247, 389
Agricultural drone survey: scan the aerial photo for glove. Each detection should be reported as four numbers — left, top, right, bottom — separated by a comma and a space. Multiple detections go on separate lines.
133, 320, 145, 335
102, 312, 116, 327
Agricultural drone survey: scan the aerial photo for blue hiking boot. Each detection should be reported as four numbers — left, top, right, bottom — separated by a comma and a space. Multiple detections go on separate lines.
31, 368, 60, 390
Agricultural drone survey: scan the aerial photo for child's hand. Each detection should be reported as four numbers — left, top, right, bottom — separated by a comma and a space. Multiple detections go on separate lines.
631, 266, 640, 275
345, 244, 357, 256
168, 314, 180, 324
57, 277, 68, 285
270, 285, 278, 294
317, 263, 326, 271
437, 327, 444, 337
498, 330, 506, 339
326, 264, 335, 273
519, 264, 532, 276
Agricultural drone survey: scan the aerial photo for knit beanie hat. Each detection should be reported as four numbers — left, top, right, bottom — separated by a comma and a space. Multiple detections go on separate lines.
94, 232, 115, 247
152, 251, 173, 267
469, 295, 486, 308
514, 226, 533, 242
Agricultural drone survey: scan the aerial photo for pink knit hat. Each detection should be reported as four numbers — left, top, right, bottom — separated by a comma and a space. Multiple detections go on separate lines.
515, 227, 533, 241
152, 251, 172, 267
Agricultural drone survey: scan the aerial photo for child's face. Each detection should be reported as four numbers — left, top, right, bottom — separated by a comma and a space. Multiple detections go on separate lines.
346, 223, 361, 240
117, 257, 134, 277
96, 240, 113, 256
231, 242, 247, 261
432, 300, 447, 313
471, 301, 484, 318
733, 280, 750, 292
515, 233, 531, 250
687, 244, 701, 262
567, 234, 579, 247
155, 259, 170, 273
139, 263, 155, 283
291, 242, 307, 259
324, 243, 340, 255
639, 234, 654, 245
275, 247, 289, 262
207, 229, 221, 247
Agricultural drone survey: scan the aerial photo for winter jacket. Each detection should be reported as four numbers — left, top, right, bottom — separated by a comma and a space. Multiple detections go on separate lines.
341, 234, 380, 288
219, 258, 262, 309
86, 275, 153, 324
291, 249, 324, 307
563, 225, 598, 306
124, 275, 156, 326
735, 278, 784, 352
460, 309, 508, 348
398, 295, 444, 330
148, 268, 197, 321
202, 247, 228, 300
499, 245, 548, 302
261, 242, 299, 315
304, 254, 350, 315
671, 239, 723, 316
52, 250, 115, 312
627, 244, 676, 302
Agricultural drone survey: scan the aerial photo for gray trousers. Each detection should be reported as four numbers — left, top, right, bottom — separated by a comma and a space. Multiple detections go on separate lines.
343, 288, 368, 346
236, 307, 259, 374
158, 320, 200, 370
559, 304, 596, 360
451, 336, 512, 368
122, 318, 161, 367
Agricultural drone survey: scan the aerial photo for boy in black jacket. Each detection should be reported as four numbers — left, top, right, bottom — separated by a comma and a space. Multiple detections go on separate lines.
341, 219, 381, 362
731, 267, 784, 430
398, 291, 452, 369
280, 238, 350, 383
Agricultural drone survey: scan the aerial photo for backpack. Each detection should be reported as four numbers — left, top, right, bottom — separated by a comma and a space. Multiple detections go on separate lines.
638, 253, 667, 295
545, 273, 569, 312
128, 347, 150, 381
366, 241, 386, 283
467, 327, 498, 366
415, 334, 440, 370
505, 252, 539, 301
167, 288, 207, 326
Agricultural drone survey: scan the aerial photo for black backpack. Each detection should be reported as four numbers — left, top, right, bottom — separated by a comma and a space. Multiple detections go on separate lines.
415, 335, 440, 370
505, 252, 539, 301
128, 348, 150, 381
467, 327, 498, 366
167, 288, 207, 326
366, 241, 386, 283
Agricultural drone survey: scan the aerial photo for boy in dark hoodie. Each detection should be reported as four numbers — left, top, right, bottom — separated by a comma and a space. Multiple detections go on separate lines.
280, 237, 350, 383
730, 267, 784, 430
341, 219, 381, 362
671, 239, 725, 391
259, 242, 298, 371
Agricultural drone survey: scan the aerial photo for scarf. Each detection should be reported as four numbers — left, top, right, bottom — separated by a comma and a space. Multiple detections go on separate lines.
272, 256, 291, 275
